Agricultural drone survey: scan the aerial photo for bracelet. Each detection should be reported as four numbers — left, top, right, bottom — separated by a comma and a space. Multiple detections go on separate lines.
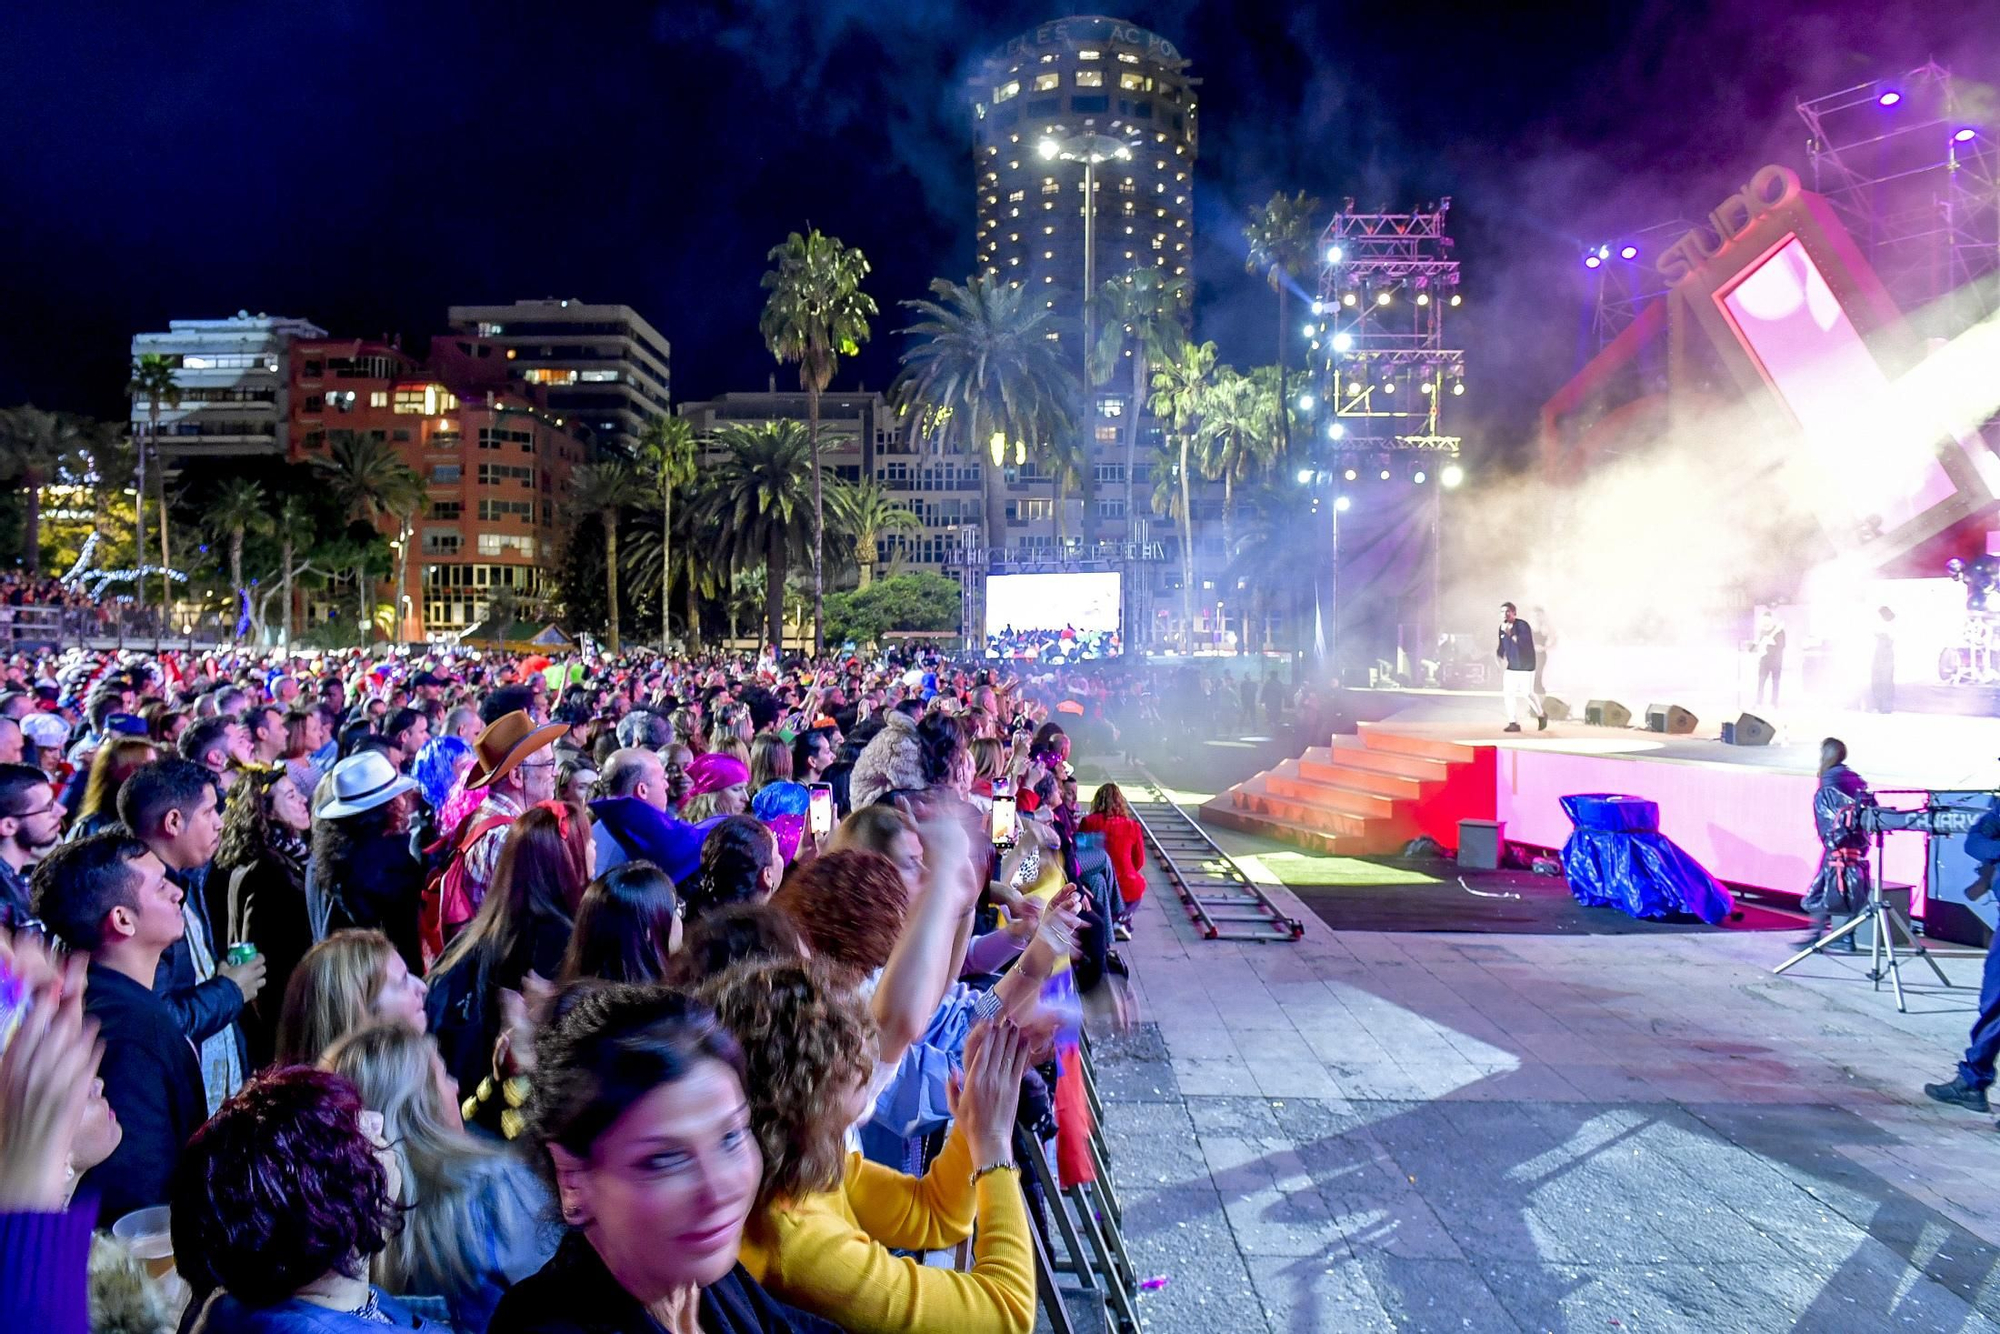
972, 1161, 1019, 1184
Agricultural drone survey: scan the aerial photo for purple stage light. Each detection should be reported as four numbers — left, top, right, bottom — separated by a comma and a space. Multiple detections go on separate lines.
1955, 127, 1978, 142
1619, 245, 1639, 260
1878, 90, 1901, 107
1584, 254, 1602, 269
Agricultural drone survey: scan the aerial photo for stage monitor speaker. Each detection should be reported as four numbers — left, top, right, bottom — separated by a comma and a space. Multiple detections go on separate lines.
1726, 713, 1775, 746
1646, 703, 1698, 735
1584, 699, 1631, 728
1543, 696, 1571, 722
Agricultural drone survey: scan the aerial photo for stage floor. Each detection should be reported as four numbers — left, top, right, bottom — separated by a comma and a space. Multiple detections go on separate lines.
1335, 686, 2000, 790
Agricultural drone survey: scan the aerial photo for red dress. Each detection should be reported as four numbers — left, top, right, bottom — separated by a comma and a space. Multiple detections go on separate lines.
1079, 812, 1147, 907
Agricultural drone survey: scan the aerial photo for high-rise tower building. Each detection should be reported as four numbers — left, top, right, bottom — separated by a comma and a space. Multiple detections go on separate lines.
445, 299, 671, 455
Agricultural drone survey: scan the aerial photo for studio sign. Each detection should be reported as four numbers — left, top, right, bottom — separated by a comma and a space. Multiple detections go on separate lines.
1656, 165, 1803, 284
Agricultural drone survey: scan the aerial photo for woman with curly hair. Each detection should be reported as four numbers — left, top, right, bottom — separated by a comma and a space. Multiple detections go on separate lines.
489, 983, 839, 1334
682, 815, 782, 924
215, 762, 316, 1063
275, 929, 430, 1067
169, 1066, 420, 1332
322, 1023, 556, 1333
700, 960, 1036, 1334
67, 735, 156, 840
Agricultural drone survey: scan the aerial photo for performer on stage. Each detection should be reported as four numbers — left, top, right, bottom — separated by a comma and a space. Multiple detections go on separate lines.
1924, 787, 2000, 1117
1496, 602, 1546, 733
1753, 610, 1786, 707
1801, 738, 1869, 951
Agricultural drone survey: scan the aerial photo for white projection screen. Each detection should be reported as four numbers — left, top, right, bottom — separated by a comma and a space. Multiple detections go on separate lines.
983, 572, 1123, 661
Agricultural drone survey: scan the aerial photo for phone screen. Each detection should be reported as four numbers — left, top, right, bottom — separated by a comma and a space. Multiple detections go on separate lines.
990, 794, 1018, 846
808, 783, 834, 836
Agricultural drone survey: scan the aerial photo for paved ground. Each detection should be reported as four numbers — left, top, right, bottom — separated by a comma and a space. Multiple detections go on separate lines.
1089, 809, 2000, 1333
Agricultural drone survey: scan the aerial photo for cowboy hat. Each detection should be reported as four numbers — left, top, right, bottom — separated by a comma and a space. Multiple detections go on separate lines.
465, 709, 566, 791
320, 751, 418, 819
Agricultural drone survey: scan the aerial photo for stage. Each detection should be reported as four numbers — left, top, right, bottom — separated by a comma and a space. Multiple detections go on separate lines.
1202, 685, 2000, 931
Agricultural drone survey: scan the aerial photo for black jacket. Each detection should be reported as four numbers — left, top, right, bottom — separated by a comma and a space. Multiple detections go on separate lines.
79, 961, 207, 1225
1497, 620, 1537, 672
220, 847, 313, 1067
323, 832, 425, 972
488, 1231, 843, 1334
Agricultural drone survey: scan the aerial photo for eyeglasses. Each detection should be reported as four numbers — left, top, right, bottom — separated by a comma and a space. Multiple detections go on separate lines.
519, 759, 557, 772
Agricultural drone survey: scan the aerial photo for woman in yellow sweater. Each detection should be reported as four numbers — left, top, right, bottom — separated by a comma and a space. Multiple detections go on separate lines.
700, 959, 1037, 1334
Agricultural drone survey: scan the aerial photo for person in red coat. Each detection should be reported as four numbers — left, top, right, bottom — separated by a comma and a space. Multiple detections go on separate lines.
1079, 782, 1146, 935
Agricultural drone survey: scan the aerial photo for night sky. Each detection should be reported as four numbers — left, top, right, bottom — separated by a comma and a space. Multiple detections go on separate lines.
1, 1, 1991, 467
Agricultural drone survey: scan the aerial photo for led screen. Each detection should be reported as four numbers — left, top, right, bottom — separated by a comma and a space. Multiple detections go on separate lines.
984, 572, 1122, 661
1718, 236, 1956, 540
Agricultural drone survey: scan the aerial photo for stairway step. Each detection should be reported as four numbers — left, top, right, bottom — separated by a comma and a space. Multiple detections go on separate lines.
1322, 737, 1453, 782
1299, 749, 1431, 799
1264, 771, 1397, 819
1357, 723, 1482, 765
1198, 800, 1352, 856
1235, 790, 1415, 847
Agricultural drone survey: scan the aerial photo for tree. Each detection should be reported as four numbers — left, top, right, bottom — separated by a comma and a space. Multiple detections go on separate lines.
623, 477, 718, 653
125, 353, 181, 610
760, 228, 877, 657
204, 478, 271, 640
569, 461, 646, 654
893, 276, 1080, 562
1090, 270, 1189, 535
269, 492, 319, 648
825, 478, 919, 589
1198, 366, 1282, 576
633, 415, 700, 652
1150, 339, 1218, 648
707, 422, 814, 651
822, 571, 964, 646
0, 406, 81, 576
1243, 190, 1323, 462
310, 432, 423, 640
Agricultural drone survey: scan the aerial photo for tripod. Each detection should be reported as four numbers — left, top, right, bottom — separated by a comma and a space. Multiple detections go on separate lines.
1773, 824, 1954, 1012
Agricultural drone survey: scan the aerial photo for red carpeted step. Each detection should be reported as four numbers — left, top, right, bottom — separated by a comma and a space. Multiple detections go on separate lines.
1264, 768, 1398, 819
1357, 722, 1483, 765
1319, 738, 1454, 783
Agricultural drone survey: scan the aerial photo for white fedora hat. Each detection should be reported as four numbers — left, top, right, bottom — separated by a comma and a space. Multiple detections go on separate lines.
319, 751, 417, 819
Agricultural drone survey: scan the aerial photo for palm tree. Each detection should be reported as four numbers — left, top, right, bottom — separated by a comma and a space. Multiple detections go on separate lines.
634, 415, 700, 651
1150, 339, 1218, 647
826, 479, 920, 588
623, 477, 717, 652
273, 493, 315, 648
569, 461, 646, 654
0, 406, 80, 576
760, 228, 877, 657
204, 479, 271, 640
893, 277, 1080, 564
1243, 190, 1323, 461
125, 354, 181, 610
1223, 472, 1318, 659
1090, 270, 1190, 534
707, 422, 814, 651
1198, 367, 1282, 564
311, 431, 423, 640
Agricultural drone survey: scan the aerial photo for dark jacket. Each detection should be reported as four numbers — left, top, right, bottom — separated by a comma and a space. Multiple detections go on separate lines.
79, 961, 207, 1224
220, 845, 313, 1066
425, 910, 572, 1099
488, 1231, 842, 1334
323, 831, 426, 972
154, 864, 248, 1060
1498, 619, 1537, 672
189, 1288, 430, 1334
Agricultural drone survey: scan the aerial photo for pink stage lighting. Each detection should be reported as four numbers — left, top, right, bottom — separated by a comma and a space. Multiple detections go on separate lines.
1583, 253, 1602, 269
1619, 245, 1639, 260
1955, 128, 1978, 142
1878, 90, 1902, 106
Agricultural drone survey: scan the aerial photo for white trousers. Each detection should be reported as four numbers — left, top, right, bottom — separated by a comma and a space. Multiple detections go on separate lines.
1502, 669, 1545, 723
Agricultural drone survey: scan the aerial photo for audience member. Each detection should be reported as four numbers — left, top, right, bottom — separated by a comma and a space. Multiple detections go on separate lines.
214, 764, 316, 1064
681, 815, 782, 924
0, 763, 63, 929
557, 861, 682, 986
275, 930, 429, 1067
312, 751, 426, 965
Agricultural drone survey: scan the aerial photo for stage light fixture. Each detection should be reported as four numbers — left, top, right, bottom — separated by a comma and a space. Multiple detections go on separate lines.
1342, 293, 1357, 307
1956, 127, 1978, 142
1376, 290, 1393, 305
1037, 138, 1061, 159
1303, 321, 1317, 337
1878, 90, 1901, 107
1379, 468, 1391, 480
1297, 392, 1315, 410
1327, 245, 1345, 263
1311, 299, 1325, 315
1619, 245, 1639, 260
1441, 463, 1464, 488
1584, 253, 1602, 269
1416, 292, 1431, 306
1327, 423, 1346, 440
1335, 495, 1351, 512
1343, 467, 1357, 480
1332, 332, 1353, 352
1451, 382, 1464, 395
1296, 468, 1313, 485
1597, 245, 1611, 259
1413, 470, 1427, 484
1449, 294, 1462, 307
1382, 381, 1395, 393
1421, 381, 1435, 394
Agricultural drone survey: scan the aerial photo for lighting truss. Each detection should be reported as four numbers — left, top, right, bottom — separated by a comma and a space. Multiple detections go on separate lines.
1311, 199, 1465, 458
1587, 217, 1696, 348
1797, 61, 1998, 329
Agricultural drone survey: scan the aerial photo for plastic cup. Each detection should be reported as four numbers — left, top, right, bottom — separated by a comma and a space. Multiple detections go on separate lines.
111, 1204, 175, 1278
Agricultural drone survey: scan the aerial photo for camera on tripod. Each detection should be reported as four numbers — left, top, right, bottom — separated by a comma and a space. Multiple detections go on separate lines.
1846, 801, 1984, 837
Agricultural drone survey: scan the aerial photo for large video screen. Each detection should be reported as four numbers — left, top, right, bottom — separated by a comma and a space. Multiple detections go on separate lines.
984, 572, 1122, 661
1717, 236, 1957, 541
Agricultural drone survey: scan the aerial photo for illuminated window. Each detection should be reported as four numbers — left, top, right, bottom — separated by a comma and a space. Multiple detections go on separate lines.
368, 391, 388, 408
1095, 425, 1120, 443
1099, 397, 1124, 417
1008, 189, 1025, 202
1008, 232, 1019, 241
1009, 256, 1020, 266
1007, 160, 1019, 169
1044, 275, 1054, 283
393, 385, 459, 415
1040, 53, 1056, 63
477, 533, 537, 557
995, 81, 1019, 101
1044, 250, 1054, 259
1078, 48, 1100, 59
1152, 235, 1164, 250
1120, 72, 1148, 91
520, 368, 577, 386
1075, 69, 1102, 87
1011, 207, 1022, 217
1043, 224, 1055, 234
1033, 72, 1060, 91
1117, 178, 1135, 194
578, 369, 619, 382
1041, 178, 1060, 195
1117, 52, 1139, 63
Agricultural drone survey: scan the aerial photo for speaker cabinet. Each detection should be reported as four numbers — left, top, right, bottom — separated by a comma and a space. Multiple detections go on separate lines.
1725, 712, 1775, 746
1584, 699, 1631, 728
1543, 696, 1571, 722
1646, 704, 1698, 734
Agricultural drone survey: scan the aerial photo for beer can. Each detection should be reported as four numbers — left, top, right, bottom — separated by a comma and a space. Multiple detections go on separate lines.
227, 942, 257, 967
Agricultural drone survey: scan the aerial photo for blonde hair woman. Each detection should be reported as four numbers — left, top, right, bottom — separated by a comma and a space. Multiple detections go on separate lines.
273, 929, 429, 1065
321, 1022, 556, 1332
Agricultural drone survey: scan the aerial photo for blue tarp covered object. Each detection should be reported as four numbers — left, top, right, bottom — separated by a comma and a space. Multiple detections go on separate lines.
1558, 793, 1737, 924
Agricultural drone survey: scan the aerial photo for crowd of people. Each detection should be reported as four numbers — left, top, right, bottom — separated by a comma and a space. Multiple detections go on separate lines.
0, 643, 1156, 1334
